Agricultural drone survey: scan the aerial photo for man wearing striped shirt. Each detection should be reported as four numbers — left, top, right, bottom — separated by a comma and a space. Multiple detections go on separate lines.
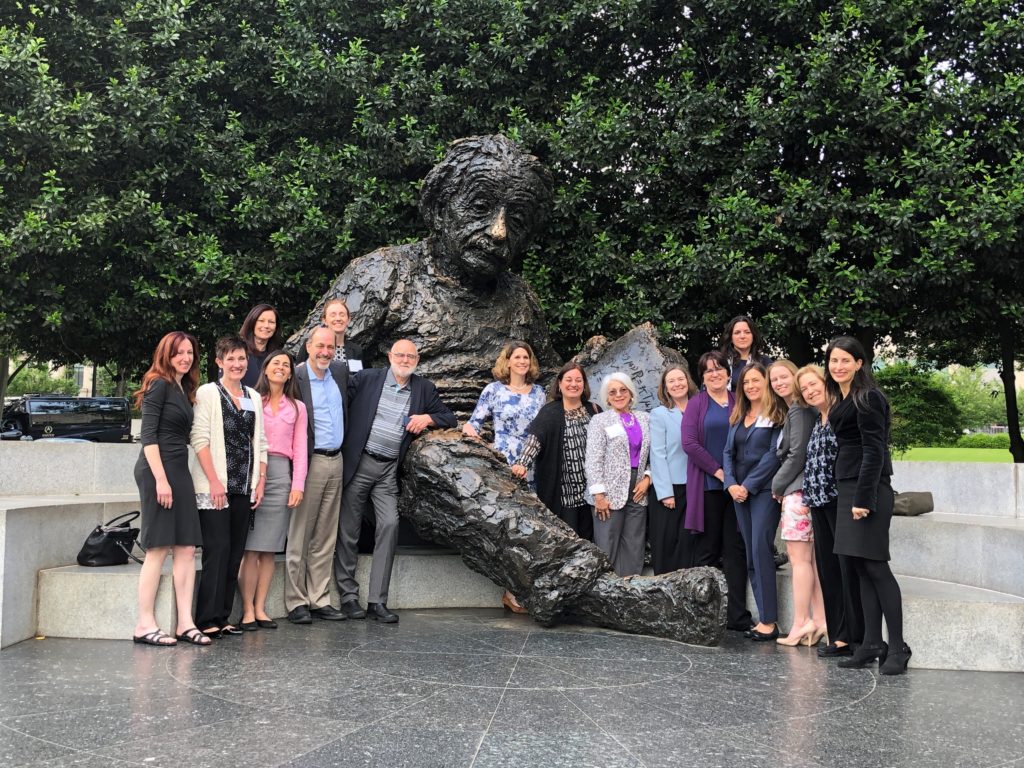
334, 339, 456, 622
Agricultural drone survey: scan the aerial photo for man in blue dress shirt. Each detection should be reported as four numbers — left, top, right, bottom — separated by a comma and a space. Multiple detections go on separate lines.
286, 327, 349, 624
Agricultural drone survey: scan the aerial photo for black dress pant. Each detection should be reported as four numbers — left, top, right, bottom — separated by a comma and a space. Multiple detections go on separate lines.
196, 493, 250, 629
810, 500, 863, 645
559, 504, 594, 542
692, 490, 752, 628
647, 483, 694, 574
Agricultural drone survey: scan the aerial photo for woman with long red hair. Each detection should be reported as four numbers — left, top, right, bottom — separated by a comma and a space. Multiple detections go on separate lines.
131, 332, 210, 646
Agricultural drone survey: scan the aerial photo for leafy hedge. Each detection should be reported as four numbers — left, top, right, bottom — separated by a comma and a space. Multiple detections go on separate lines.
955, 433, 1011, 449
876, 363, 963, 453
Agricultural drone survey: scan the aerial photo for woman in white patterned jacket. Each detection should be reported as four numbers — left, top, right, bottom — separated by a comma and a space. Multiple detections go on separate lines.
585, 372, 652, 576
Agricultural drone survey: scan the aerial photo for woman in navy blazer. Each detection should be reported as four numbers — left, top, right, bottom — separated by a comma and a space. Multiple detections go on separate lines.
724, 363, 785, 640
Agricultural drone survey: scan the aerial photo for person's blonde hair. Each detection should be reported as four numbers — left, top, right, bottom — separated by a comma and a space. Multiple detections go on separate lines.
795, 364, 828, 409
657, 363, 697, 407
730, 363, 786, 426
492, 340, 540, 385
768, 359, 799, 404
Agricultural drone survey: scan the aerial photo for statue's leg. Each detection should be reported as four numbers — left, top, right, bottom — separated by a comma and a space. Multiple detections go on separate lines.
400, 431, 726, 646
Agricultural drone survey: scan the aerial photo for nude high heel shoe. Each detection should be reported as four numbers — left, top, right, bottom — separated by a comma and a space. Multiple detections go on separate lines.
804, 626, 827, 647
777, 619, 816, 646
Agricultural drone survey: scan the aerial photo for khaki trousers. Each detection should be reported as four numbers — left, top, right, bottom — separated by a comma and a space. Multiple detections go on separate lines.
284, 452, 343, 612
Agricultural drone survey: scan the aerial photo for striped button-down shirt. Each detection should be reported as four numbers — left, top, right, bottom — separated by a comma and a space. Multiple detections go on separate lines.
364, 369, 412, 459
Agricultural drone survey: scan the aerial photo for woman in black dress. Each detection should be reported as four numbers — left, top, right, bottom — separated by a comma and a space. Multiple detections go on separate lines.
132, 332, 210, 646
826, 336, 910, 674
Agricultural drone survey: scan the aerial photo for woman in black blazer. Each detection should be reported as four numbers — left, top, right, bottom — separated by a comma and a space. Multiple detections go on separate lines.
826, 336, 910, 675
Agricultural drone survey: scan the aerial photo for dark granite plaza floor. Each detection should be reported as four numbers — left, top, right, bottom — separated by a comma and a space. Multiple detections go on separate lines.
1, 609, 1021, 768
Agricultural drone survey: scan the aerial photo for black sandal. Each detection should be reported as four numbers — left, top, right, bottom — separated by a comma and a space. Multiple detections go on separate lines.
133, 628, 177, 646
219, 624, 243, 636
176, 627, 213, 646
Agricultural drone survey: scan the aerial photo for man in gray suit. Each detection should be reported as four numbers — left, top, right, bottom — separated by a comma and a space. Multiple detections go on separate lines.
334, 339, 456, 623
286, 327, 349, 624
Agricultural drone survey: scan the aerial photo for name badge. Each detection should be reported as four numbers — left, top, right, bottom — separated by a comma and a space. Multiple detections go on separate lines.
239, 397, 256, 412
605, 423, 627, 439
348, 359, 364, 373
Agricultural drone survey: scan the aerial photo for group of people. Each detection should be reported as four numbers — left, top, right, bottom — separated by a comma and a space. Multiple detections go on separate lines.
131, 298, 454, 648
473, 316, 910, 675
131, 304, 910, 676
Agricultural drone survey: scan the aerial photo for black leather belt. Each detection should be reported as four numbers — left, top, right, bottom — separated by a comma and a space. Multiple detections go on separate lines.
313, 447, 342, 457
364, 449, 397, 463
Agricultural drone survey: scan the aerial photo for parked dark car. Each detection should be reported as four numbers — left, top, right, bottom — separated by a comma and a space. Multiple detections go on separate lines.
1, 395, 132, 443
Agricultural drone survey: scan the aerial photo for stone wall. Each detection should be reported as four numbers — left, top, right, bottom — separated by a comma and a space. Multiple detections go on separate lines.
892, 461, 1023, 519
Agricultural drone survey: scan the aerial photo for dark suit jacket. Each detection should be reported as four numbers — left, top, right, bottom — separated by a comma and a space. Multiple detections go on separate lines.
294, 360, 349, 461
830, 389, 893, 510
723, 416, 782, 495
342, 367, 456, 485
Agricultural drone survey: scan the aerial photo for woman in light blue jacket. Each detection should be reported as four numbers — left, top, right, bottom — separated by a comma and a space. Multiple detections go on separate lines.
647, 363, 697, 574
724, 363, 784, 640
585, 372, 651, 576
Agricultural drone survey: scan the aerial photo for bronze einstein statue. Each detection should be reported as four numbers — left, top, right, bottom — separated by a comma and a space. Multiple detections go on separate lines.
294, 135, 727, 646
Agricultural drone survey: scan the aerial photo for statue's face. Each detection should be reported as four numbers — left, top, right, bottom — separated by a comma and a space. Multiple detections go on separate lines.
434, 163, 540, 281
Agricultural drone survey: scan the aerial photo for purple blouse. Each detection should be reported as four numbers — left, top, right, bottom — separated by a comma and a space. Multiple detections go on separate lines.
621, 412, 643, 468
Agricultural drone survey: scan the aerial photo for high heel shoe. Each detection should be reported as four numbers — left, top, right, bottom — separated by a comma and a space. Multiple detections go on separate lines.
879, 643, 912, 675
837, 641, 888, 669
805, 626, 827, 647
777, 620, 816, 646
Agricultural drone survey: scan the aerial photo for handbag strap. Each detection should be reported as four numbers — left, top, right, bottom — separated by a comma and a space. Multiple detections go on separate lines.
115, 539, 145, 565
103, 510, 141, 528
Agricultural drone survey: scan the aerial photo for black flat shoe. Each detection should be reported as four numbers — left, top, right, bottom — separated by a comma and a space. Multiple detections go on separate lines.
287, 606, 312, 625
256, 618, 278, 629
367, 602, 399, 623
879, 643, 912, 675
311, 605, 347, 621
239, 621, 260, 631
727, 621, 754, 633
750, 625, 779, 642
838, 642, 888, 669
339, 600, 367, 620
817, 642, 853, 658
219, 624, 243, 636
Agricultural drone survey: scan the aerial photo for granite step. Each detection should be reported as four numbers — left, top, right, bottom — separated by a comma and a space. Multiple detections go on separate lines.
889, 513, 1024, 596
748, 569, 1024, 672
36, 548, 502, 642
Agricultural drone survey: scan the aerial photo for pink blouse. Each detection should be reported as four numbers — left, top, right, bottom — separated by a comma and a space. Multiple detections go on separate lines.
262, 398, 308, 492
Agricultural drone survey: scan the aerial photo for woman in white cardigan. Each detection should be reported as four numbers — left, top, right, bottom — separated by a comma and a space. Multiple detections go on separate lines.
191, 336, 268, 638
585, 372, 651, 576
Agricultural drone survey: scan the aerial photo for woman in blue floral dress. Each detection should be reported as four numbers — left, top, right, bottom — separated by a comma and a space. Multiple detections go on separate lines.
463, 341, 546, 465
463, 340, 546, 611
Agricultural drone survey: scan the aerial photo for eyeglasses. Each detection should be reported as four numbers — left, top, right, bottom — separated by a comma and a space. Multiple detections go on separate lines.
607, 387, 631, 396
390, 352, 419, 361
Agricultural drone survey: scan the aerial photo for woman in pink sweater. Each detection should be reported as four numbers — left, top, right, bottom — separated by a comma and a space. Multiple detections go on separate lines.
238, 352, 308, 629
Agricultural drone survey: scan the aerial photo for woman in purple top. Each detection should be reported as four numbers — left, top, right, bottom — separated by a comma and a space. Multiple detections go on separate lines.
584, 372, 651, 576
681, 350, 753, 631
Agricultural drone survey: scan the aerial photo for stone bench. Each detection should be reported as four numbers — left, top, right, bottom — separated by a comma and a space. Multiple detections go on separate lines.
36, 549, 503, 642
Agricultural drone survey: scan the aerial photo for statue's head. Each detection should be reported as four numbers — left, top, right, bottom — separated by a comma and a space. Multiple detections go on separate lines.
420, 135, 553, 283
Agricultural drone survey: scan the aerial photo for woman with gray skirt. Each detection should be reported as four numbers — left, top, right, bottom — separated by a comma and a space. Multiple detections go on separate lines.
585, 372, 651, 576
238, 352, 308, 630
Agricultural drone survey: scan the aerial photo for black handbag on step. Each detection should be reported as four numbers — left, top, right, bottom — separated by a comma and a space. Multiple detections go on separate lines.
77, 511, 146, 566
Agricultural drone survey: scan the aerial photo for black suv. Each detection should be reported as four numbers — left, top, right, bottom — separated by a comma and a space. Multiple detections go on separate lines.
1, 395, 132, 442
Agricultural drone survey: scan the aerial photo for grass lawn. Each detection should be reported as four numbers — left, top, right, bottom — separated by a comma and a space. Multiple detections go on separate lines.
897, 447, 1014, 463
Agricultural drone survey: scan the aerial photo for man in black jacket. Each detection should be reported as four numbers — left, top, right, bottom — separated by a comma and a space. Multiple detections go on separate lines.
333, 339, 456, 622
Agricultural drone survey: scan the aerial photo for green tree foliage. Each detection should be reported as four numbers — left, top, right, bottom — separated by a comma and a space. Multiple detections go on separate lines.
939, 366, 1007, 430
876, 363, 964, 452
6, 364, 79, 397
1, 1, 1022, 457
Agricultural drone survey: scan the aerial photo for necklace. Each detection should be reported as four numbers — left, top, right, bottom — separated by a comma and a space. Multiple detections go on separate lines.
620, 411, 636, 427
221, 382, 243, 399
